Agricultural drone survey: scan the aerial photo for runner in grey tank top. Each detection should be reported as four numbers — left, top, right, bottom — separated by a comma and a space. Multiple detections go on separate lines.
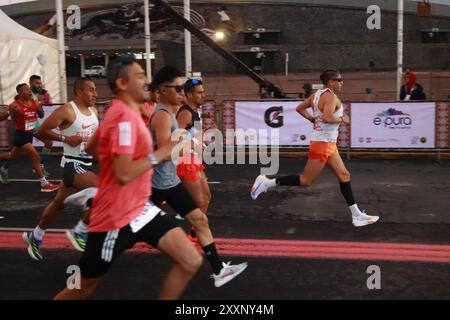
150, 103, 181, 189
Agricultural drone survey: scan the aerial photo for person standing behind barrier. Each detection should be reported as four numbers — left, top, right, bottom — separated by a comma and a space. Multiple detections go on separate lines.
0, 84, 59, 192
30, 74, 54, 177
400, 71, 426, 101
251, 69, 380, 227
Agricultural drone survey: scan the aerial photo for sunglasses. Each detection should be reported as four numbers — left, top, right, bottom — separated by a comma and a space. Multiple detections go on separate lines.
163, 85, 185, 93
188, 78, 202, 85
331, 78, 344, 83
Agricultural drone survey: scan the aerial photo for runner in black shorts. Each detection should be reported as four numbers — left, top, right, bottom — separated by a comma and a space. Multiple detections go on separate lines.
149, 66, 248, 288
54, 56, 202, 300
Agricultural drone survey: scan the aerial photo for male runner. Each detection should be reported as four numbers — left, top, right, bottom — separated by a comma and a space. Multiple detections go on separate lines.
0, 84, 58, 192
22, 78, 99, 261
176, 78, 211, 241
251, 69, 380, 227
54, 55, 202, 300
149, 66, 247, 287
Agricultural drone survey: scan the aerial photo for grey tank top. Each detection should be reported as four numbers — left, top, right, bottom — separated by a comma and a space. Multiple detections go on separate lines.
150, 103, 181, 190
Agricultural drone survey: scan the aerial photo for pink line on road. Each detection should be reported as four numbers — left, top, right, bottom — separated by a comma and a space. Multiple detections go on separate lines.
2, 232, 450, 264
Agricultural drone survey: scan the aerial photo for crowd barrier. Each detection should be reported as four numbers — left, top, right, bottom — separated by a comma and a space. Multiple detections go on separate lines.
1, 100, 449, 153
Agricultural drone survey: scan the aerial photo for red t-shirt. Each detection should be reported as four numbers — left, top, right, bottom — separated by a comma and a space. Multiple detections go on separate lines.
14, 99, 38, 133
142, 102, 154, 125
89, 99, 153, 232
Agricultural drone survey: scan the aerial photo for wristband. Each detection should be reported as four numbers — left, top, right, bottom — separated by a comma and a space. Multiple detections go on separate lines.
147, 154, 159, 165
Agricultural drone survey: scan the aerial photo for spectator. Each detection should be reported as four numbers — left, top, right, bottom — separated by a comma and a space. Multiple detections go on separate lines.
400, 71, 426, 101
302, 82, 313, 99
217, 6, 240, 33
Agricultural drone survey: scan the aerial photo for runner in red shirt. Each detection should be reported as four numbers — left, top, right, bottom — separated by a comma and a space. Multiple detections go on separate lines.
0, 83, 58, 192
54, 56, 202, 300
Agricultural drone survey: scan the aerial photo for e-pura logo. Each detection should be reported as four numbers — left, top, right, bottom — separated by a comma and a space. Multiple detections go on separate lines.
373, 108, 412, 128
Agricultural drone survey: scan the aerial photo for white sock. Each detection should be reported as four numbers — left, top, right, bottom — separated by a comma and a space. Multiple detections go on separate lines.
266, 178, 277, 189
39, 177, 48, 186
349, 204, 361, 218
33, 226, 45, 241
74, 220, 88, 234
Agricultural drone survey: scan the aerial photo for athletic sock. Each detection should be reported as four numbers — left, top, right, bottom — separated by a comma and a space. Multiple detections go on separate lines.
266, 178, 277, 188
32, 226, 45, 241
74, 220, 88, 234
39, 177, 48, 186
1, 161, 11, 170
276, 175, 300, 186
339, 181, 356, 206
40, 147, 51, 165
350, 204, 363, 218
202, 242, 223, 275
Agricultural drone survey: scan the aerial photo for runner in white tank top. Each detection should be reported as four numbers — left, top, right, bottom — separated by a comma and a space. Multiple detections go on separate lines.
251, 69, 379, 227
60, 100, 99, 167
22, 78, 99, 261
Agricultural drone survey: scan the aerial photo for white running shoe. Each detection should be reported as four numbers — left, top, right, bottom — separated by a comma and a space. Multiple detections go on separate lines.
250, 175, 270, 200
352, 211, 380, 227
211, 261, 248, 288
64, 187, 98, 212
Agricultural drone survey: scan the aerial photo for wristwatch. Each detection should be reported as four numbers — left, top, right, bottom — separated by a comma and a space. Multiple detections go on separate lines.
60, 135, 66, 142
147, 154, 159, 166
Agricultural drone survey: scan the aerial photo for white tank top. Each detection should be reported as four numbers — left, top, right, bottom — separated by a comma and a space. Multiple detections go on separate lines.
60, 101, 99, 167
310, 88, 343, 143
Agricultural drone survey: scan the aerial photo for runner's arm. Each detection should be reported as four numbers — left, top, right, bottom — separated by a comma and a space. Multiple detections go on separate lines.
151, 111, 176, 161
85, 130, 99, 159
113, 139, 182, 186
296, 95, 315, 123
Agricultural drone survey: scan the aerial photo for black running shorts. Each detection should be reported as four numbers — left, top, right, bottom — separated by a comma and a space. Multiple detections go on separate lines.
150, 183, 198, 217
79, 210, 177, 279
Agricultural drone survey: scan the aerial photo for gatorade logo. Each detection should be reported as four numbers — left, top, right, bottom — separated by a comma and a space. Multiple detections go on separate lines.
264, 106, 284, 128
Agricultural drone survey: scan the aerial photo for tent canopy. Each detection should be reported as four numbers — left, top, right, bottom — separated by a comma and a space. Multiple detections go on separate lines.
0, 9, 60, 106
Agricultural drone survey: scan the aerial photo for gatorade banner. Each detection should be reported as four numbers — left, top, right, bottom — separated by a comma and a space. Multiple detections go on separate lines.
351, 102, 435, 148
234, 101, 312, 146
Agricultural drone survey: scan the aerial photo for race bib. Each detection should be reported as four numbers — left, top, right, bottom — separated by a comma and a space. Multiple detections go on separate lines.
79, 142, 89, 157
130, 201, 161, 233
25, 120, 36, 131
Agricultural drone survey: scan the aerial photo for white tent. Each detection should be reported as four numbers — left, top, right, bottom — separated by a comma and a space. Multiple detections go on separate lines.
0, 9, 60, 106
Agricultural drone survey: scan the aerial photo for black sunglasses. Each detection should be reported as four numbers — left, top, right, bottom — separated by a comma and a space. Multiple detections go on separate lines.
163, 85, 185, 93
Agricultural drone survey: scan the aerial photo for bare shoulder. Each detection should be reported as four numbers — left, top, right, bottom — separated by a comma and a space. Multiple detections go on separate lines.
151, 109, 171, 127
53, 103, 75, 121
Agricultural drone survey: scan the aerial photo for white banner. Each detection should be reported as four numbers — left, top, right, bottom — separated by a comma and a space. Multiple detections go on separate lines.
33, 106, 63, 147
351, 102, 435, 148
235, 101, 312, 146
